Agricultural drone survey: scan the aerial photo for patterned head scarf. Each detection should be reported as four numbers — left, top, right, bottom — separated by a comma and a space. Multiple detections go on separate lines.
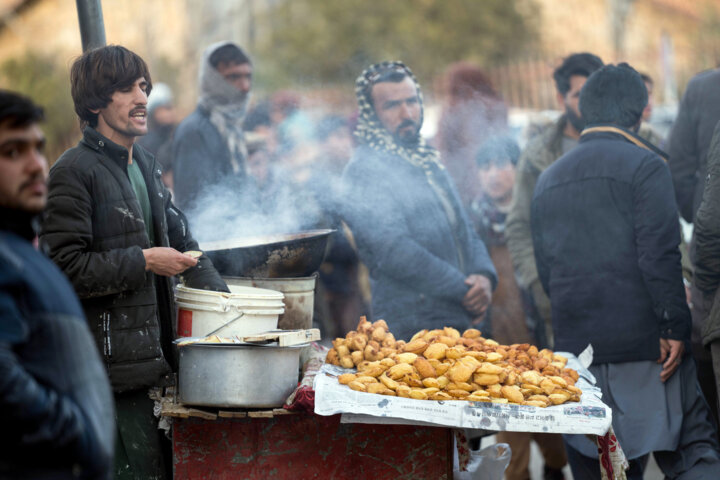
354, 61, 442, 169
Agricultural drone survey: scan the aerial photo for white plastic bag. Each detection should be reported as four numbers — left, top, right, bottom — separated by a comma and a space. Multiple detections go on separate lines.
453, 442, 511, 480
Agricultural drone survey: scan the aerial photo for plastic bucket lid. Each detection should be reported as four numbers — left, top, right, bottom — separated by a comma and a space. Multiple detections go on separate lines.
176, 300, 284, 315
173, 297, 284, 311
176, 284, 284, 309
177, 284, 284, 298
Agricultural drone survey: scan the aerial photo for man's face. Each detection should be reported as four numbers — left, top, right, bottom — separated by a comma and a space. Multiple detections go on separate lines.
558, 74, 588, 134
371, 77, 422, 146
0, 122, 48, 213
216, 62, 253, 94
94, 77, 149, 147
478, 160, 515, 204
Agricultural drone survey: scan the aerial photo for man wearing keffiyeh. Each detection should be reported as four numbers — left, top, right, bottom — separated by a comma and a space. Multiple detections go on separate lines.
340, 62, 497, 342
172, 42, 252, 212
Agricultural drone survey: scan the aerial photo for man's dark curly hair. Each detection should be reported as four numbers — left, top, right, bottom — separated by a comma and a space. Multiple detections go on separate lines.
553, 52, 604, 96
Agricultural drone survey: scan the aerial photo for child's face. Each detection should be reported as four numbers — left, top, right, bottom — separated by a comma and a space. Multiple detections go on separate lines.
478, 160, 515, 202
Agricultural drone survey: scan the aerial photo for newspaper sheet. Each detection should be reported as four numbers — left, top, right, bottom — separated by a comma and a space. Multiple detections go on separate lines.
314, 352, 612, 435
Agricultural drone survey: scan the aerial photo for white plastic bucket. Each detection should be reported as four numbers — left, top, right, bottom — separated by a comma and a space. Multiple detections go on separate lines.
223, 275, 316, 330
175, 284, 285, 337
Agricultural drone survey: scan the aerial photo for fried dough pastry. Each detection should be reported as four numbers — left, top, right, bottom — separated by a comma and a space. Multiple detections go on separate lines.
329, 318, 583, 407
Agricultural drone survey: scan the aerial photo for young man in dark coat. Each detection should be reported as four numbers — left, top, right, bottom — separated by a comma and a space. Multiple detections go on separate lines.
0, 90, 114, 478
340, 62, 497, 341
40, 46, 228, 479
172, 42, 252, 213
531, 63, 720, 479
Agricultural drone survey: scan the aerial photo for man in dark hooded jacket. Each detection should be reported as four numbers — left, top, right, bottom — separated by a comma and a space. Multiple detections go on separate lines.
172, 42, 252, 214
340, 62, 497, 341
40, 46, 228, 479
0, 90, 114, 478
532, 63, 720, 479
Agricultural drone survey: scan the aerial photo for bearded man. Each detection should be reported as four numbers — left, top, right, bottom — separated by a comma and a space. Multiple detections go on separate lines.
506, 52, 603, 348
340, 62, 497, 341
172, 42, 253, 213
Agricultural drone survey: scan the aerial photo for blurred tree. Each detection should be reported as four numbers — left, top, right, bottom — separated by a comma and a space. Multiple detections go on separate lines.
695, 3, 720, 70
255, 0, 539, 87
0, 52, 79, 164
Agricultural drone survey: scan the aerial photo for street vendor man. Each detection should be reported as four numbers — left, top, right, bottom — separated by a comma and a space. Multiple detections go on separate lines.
340, 61, 497, 341
40, 45, 229, 479
531, 63, 720, 479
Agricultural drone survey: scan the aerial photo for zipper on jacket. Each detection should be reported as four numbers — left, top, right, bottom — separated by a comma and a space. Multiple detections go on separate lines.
102, 312, 112, 361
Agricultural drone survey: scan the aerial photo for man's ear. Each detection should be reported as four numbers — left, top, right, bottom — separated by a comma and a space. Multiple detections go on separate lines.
90, 108, 100, 114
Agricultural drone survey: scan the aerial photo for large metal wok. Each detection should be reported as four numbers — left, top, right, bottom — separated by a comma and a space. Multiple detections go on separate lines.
200, 229, 335, 278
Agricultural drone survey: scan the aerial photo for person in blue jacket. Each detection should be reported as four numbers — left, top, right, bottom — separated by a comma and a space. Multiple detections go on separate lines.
0, 90, 114, 478
340, 62, 497, 341
531, 63, 720, 479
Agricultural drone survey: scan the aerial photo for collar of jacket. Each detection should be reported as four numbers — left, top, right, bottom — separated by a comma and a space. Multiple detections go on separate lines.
523, 114, 568, 172
0, 206, 37, 241
80, 126, 148, 170
581, 124, 669, 161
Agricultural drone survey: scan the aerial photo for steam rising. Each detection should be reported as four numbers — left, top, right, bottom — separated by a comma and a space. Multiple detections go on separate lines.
184, 167, 338, 244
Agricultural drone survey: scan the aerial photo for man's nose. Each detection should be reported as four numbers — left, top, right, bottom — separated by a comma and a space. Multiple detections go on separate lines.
134, 86, 148, 104
239, 78, 251, 93
27, 149, 48, 175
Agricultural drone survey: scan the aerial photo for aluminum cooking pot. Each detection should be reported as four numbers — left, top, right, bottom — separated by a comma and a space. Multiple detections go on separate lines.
200, 229, 335, 278
177, 342, 305, 408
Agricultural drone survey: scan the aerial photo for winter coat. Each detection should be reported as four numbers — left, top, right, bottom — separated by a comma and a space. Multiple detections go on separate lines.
41, 127, 227, 393
667, 68, 720, 222
172, 106, 246, 212
340, 144, 497, 341
0, 209, 114, 479
693, 120, 720, 345
531, 127, 691, 364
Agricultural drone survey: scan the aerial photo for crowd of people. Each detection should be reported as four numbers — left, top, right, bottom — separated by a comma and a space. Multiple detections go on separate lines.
3, 39, 720, 479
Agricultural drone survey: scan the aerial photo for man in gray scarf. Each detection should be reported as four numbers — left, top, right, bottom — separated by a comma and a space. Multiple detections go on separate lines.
172, 42, 252, 213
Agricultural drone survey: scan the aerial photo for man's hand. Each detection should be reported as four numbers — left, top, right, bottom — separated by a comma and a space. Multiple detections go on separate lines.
463, 274, 492, 316
657, 338, 685, 382
142, 247, 198, 276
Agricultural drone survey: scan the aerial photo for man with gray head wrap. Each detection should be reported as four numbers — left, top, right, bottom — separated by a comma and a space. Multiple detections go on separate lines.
172, 42, 252, 212
340, 61, 497, 341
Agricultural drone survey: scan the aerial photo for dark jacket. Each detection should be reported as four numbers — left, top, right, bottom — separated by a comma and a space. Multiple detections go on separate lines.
667, 68, 720, 222
172, 106, 246, 212
531, 127, 690, 364
0, 209, 114, 479
40, 127, 226, 393
341, 145, 497, 341
693, 121, 720, 345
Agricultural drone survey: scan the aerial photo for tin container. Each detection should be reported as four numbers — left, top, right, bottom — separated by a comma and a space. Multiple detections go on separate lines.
177, 342, 304, 408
